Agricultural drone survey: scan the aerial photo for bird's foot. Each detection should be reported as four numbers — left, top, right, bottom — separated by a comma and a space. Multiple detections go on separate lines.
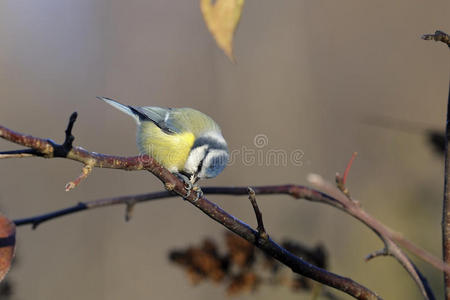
192, 185, 203, 202
174, 173, 203, 202
175, 173, 193, 198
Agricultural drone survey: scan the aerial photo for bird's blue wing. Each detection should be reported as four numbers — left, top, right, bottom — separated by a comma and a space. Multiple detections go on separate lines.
98, 97, 181, 134
130, 106, 181, 134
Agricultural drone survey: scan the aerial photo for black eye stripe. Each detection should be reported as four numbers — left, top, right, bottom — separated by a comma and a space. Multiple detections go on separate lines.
196, 148, 210, 175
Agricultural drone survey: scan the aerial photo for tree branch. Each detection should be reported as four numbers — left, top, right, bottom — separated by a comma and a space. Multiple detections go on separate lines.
443, 82, 450, 299
0, 115, 380, 300
309, 173, 436, 300
0, 149, 41, 158
13, 182, 442, 299
13, 191, 173, 229
422, 30, 450, 48
247, 187, 267, 239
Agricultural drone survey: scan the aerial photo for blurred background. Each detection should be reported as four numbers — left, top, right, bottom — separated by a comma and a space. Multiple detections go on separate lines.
0, 0, 449, 299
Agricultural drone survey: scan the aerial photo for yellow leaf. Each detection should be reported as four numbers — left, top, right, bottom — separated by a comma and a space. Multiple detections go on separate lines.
200, 0, 244, 62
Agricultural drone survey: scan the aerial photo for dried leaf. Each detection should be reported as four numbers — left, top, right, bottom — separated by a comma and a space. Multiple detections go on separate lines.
169, 233, 335, 298
169, 239, 226, 284
227, 272, 259, 296
0, 213, 15, 282
200, 0, 244, 62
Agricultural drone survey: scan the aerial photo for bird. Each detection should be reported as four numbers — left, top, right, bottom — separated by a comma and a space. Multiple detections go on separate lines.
97, 97, 229, 196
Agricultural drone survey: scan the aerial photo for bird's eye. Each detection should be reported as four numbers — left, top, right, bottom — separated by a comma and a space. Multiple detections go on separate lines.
201, 151, 228, 178
210, 157, 222, 168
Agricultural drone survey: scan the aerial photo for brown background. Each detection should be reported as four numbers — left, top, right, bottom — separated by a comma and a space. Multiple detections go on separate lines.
0, 0, 449, 299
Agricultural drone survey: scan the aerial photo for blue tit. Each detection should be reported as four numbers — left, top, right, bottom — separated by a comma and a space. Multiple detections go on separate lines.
98, 97, 229, 184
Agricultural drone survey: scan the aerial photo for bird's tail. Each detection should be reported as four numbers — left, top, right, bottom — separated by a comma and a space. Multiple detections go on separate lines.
97, 97, 139, 123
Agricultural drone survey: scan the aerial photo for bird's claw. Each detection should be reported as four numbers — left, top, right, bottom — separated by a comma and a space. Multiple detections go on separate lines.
175, 173, 195, 199
174, 173, 203, 202
192, 186, 203, 202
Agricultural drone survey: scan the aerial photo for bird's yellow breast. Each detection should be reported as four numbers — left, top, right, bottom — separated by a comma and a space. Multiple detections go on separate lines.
137, 122, 195, 172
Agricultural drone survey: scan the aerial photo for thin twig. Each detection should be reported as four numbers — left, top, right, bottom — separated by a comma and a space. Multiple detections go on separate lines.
421, 30, 450, 48
0, 149, 41, 158
247, 187, 268, 239
342, 152, 358, 185
0, 116, 380, 300
443, 83, 450, 299
391, 231, 450, 276
336, 152, 358, 198
422, 35, 450, 298
365, 248, 388, 261
14, 191, 173, 229
125, 200, 137, 222
65, 162, 94, 191
13, 187, 333, 228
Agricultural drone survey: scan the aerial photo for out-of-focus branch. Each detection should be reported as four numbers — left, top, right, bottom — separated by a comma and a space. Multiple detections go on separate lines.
13, 186, 341, 228
13, 191, 173, 228
421, 34, 450, 298
442, 83, 450, 299
0, 149, 39, 158
310, 170, 436, 300
422, 30, 450, 48
0, 115, 380, 300
14, 182, 450, 273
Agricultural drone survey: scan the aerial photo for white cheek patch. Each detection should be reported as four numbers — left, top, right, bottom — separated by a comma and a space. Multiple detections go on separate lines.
184, 145, 208, 175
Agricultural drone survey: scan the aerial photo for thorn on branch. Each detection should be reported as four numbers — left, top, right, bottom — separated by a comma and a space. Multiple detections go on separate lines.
343, 152, 357, 185
247, 187, 268, 240
31, 222, 40, 230
52, 112, 78, 157
421, 30, 450, 48
65, 162, 94, 191
64, 112, 77, 148
365, 248, 388, 262
125, 200, 136, 222
336, 152, 358, 198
